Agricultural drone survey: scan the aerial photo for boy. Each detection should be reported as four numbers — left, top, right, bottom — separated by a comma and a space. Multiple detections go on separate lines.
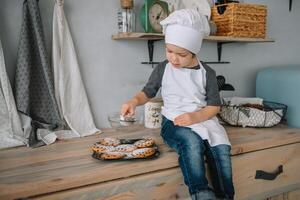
121, 9, 234, 200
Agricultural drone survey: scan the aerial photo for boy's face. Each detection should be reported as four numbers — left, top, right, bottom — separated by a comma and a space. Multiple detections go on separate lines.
165, 43, 197, 68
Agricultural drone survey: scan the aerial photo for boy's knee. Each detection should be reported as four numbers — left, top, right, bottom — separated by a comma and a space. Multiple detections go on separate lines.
175, 130, 205, 152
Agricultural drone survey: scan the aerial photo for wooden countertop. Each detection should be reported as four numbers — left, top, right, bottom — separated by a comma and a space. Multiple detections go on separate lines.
1, 124, 300, 199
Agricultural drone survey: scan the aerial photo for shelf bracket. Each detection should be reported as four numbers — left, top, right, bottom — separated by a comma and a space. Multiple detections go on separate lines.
204, 61, 230, 64
217, 42, 233, 63
289, 0, 292, 11
141, 40, 236, 66
205, 42, 232, 64
141, 40, 161, 68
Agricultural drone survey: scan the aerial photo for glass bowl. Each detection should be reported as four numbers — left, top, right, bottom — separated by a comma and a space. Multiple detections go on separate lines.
108, 112, 143, 130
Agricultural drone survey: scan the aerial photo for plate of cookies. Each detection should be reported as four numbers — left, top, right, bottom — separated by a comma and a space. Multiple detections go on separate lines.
91, 137, 160, 160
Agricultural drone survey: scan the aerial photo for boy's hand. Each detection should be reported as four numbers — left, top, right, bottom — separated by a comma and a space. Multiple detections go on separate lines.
173, 106, 220, 126
121, 102, 136, 117
120, 92, 150, 117
174, 112, 200, 126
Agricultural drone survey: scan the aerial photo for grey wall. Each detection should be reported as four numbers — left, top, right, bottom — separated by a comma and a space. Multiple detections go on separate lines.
0, 0, 299, 128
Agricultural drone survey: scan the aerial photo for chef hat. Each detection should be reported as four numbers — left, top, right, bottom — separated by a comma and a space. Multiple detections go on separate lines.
160, 9, 210, 54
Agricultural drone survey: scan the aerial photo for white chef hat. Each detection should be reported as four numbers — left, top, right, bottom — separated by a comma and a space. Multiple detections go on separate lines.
160, 9, 210, 54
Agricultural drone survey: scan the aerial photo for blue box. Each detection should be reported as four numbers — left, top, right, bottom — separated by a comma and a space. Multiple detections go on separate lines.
256, 66, 300, 128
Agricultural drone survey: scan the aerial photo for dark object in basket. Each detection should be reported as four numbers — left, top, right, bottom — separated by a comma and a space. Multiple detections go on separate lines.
91, 138, 160, 161
217, 75, 235, 92
241, 103, 264, 110
219, 101, 287, 128
216, 0, 240, 14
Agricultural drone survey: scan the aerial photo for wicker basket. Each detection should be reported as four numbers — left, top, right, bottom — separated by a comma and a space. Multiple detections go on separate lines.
211, 3, 267, 38
219, 101, 287, 128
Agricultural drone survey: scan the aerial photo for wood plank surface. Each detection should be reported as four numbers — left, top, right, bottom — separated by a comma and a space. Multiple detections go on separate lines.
33, 143, 300, 200
1, 125, 300, 199
33, 168, 190, 200
232, 143, 300, 200
226, 124, 300, 155
287, 188, 300, 200
267, 188, 300, 200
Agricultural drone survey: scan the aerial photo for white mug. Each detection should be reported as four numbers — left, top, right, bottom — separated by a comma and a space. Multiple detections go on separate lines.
144, 98, 163, 129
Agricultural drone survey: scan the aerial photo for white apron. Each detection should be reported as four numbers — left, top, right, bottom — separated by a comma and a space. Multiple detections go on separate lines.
161, 60, 230, 146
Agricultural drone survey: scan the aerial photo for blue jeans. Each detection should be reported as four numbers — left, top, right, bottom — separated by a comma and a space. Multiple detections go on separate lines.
161, 116, 235, 199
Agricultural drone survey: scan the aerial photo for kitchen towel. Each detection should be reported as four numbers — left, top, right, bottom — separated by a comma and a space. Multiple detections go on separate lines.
51, 0, 100, 139
14, 0, 63, 147
0, 39, 26, 149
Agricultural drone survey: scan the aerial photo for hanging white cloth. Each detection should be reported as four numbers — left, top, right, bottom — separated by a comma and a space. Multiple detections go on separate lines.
51, 0, 100, 138
0, 39, 26, 149
180, 0, 211, 19
49, 0, 100, 140
52, 0, 100, 136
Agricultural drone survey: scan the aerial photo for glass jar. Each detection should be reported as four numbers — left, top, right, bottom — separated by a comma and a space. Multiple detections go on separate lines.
117, 0, 135, 32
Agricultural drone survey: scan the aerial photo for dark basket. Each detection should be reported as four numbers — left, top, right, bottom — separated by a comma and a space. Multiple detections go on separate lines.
219, 101, 287, 127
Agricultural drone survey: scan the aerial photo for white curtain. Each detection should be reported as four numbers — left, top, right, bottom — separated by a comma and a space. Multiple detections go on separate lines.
51, 0, 100, 140
0, 39, 26, 149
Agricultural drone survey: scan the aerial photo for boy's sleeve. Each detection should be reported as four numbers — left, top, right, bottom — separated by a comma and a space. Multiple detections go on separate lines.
142, 60, 167, 98
204, 64, 221, 106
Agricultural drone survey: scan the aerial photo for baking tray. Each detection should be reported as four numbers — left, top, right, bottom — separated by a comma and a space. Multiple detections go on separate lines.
91, 138, 160, 161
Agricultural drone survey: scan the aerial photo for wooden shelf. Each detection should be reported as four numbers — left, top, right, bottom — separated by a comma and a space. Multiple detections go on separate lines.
112, 32, 275, 64
204, 35, 275, 43
111, 32, 275, 43
112, 32, 164, 40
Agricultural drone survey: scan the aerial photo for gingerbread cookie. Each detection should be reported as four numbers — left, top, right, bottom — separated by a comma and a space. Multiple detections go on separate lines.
99, 137, 121, 146
100, 152, 126, 160
132, 147, 156, 158
133, 138, 155, 148
115, 144, 137, 152
91, 143, 115, 153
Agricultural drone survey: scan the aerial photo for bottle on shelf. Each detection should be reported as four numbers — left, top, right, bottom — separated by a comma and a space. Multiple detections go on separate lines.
117, 0, 136, 33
